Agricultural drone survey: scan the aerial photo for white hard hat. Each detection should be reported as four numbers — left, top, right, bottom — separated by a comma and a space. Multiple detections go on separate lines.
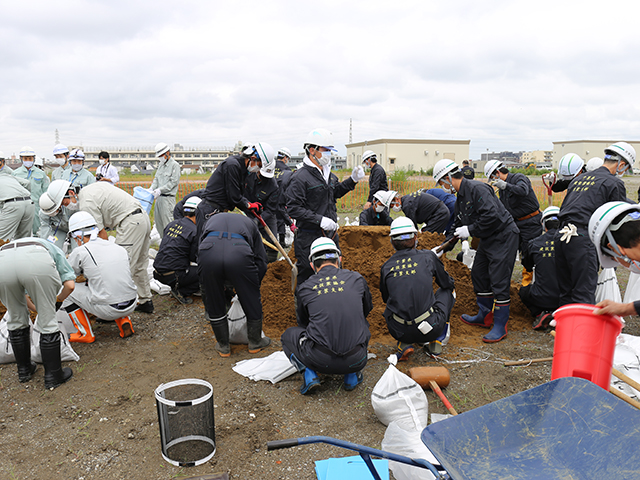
389, 217, 418, 238
586, 157, 604, 172
484, 160, 503, 178
155, 142, 170, 157
20, 146, 35, 157
362, 150, 376, 162
255, 142, 277, 178
277, 147, 291, 159
69, 211, 97, 235
184, 196, 202, 212
41, 179, 72, 216
589, 201, 640, 269
541, 206, 560, 228
557, 153, 584, 179
304, 128, 336, 151
34, 157, 44, 167
373, 190, 398, 209
433, 159, 460, 183
308, 237, 341, 263
69, 149, 85, 161
604, 141, 635, 173
53, 144, 69, 155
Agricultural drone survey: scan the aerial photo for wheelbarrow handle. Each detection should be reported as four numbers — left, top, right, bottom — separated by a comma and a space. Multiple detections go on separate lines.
267, 438, 300, 450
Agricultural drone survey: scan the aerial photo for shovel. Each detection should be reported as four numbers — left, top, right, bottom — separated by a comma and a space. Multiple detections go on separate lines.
542, 174, 555, 207
253, 211, 298, 291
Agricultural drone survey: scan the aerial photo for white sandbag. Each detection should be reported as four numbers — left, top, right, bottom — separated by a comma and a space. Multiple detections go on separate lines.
623, 272, 640, 303
461, 241, 475, 269
150, 225, 161, 247
595, 268, 622, 304
31, 319, 80, 363
227, 295, 265, 344
382, 418, 440, 480
147, 260, 170, 295
0, 314, 15, 363
232, 351, 297, 384
371, 362, 429, 428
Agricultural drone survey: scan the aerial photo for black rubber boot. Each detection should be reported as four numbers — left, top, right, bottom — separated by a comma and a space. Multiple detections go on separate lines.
247, 318, 271, 353
209, 316, 230, 357
40, 332, 73, 389
8, 327, 37, 383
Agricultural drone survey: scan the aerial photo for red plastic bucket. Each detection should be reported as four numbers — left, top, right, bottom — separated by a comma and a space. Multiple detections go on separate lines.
551, 304, 624, 390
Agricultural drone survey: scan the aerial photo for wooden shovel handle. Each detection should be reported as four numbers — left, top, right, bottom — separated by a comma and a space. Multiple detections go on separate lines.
429, 380, 458, 415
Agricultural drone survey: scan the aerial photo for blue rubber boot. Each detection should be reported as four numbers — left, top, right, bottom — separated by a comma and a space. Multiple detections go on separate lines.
483, 303, 509, 343
426, 321, 449, 356
343, 371, 363, 391
461, 296, 494, 328
300, 367, 320, 395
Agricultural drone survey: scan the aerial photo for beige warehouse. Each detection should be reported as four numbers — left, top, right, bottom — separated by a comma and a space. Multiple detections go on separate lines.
346, 139, 470, 172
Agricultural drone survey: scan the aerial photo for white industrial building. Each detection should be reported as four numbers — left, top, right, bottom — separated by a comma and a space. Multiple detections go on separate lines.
552, 140, 640, 170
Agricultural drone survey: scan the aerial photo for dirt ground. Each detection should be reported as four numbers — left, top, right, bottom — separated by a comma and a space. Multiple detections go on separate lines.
1, 226, 639, 480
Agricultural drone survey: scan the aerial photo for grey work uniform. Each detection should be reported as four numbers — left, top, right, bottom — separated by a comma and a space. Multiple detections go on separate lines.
13, 165, 50, 234
151, 157, 181, 238
51, 164, 72, 181
37, 207, 72, 251
0, 174, 35, 242
0, 238, 75, 334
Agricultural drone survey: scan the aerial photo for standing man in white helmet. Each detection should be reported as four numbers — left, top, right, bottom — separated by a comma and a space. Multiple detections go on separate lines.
62, 182, 154, 313
555, 142, 632, 306
541, 153, 586, 194
51, 144, 72, 181
286, 128, 365, 287
151, 143, 181, 238
14, 146, 50, 235
0, 154, 35, 242
362, 150, 388, 211
274, 147, 295, 247
484, 159, 542, 286
66, 149, 95, 189
63, 211, 138, 341
433, 159, 519, 343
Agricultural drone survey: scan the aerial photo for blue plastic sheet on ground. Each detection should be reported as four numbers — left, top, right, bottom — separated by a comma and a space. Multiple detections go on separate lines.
315, 456, 389, 480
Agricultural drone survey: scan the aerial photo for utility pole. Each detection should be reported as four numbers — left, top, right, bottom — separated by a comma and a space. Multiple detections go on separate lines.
55, 129, 60, 144
349, 118, 352, 144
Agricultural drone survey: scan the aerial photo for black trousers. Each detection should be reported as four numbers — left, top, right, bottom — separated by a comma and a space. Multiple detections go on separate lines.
154, 268, 200, 296
281, 326, 367, 375
555, 231, 598, 306
471, 227, 519, 302
518, 284, 559, 317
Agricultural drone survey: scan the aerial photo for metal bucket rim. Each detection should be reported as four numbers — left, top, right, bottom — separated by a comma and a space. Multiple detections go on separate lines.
155, 378, 213, 406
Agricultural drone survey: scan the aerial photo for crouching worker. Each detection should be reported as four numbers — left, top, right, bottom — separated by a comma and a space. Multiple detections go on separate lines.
281, 238, 372, 394
0, 237, 75, 389
63, 212, 138, 341
381, 218, 455, 359
359, 190, 396, 226
198, 212, 270, 357
154, 196, 201, 304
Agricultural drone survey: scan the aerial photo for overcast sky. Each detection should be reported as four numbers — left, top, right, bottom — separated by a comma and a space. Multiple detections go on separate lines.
2, 0, 639, 160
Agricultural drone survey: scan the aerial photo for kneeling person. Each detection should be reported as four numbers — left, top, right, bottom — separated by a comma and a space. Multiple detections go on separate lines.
380, 218, 455, 359
359, 190, 395, 226
64, 212, 138, 341
281, 238, 372, 394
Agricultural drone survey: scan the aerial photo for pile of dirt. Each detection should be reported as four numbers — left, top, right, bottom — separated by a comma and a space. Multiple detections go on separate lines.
261, 226, 532, 348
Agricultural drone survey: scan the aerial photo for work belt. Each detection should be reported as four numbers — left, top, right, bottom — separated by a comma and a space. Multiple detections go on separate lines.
1, 196, 31, 204
206, 231, 247, 242
160, 194, 173, 197
119, 208, 143, 227
154, 268, 176, 276
313, 342, 364, 358
110, 298, 136, 310
0, 240, 46, 251
517, 210, 541, 222
393, 307, 434, 326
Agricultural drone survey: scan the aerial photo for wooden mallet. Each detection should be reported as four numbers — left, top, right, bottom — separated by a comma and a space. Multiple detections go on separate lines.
409, 366, 458, 415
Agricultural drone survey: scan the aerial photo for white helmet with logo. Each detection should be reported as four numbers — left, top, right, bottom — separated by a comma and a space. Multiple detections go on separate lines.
389, 217, 418, 238
40, 179, 72, 216
255, 142, 276, 178
557, 153, 584, 179
308, 237, 341, 263
604, 141, 635, 174
586, 157, 604, 172
374, 190, 398, 209
304, 128, 336, 151
69, 149, 85, 161
484, 160, 503, 179
20, 146, 36, 157
589, 201, 640, 269
433, 159, 460, 183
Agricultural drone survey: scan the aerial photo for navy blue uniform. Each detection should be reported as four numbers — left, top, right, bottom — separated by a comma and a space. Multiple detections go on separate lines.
424, 188, 456, 234
555, 166, 627, 305
454, 178, 519, 303
498, 172, 542, 254
198, 213, 267, 321
401, 192, 449, 234
153, 217, 200, 296
285, 163, 356, 286
380, 248, 455, 344
173, 189, 205, 220
274, 160, 294, 236
519, 229, 560, 316
281, 265, 371, 375
245, 172, 279, 236
359, 206, 392, 226
367, 163, 388, 203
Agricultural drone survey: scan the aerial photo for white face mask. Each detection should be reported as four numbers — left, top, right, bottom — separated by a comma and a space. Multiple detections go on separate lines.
375, 204, 385, 213
71, 163, 83, 172
23, 161, 34, 168
98, 158, 106, 165
317, 151, 332, 166
247, 164, 260, 173
66, 200, 79, 213
392, 205, 402, 213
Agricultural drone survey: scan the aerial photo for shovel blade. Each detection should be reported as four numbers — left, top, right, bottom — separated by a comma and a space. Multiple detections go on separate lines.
291, 264, 298, 291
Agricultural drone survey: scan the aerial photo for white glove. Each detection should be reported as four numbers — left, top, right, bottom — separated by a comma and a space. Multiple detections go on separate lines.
454, 225, 470, 240
493, 178, 507, 190
351, 165, 365, 182
320, 216, 339, 231
152, 188, 162, 199
430, 247, 443, 258
559, 223, 578, 243
542, 172, 557, 184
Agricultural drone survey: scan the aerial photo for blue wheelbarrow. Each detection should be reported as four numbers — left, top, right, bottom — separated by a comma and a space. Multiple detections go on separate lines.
267, 377, 640, 479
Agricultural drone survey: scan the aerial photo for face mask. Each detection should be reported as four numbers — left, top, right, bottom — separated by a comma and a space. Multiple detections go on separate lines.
247, 163, 260, 173
375, 204, 385, 213
23, 161, 34, 168
98, 158, 106, 165
392, 205, 402, 213
627, 260, 640, 275
66, 201, 79, 213
317, 151, 332, 166
71, 163, 83, 172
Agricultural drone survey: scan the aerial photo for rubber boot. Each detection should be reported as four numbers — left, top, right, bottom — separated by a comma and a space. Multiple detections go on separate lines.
483, 303, 509, 343
41, 332, 73, 390
343, 371, 363, 391
8, 327, 37, 382
521, 268, 533, 287
209, 316, 230, 357
247, 318, 271, 353
300, 367, 320, 394
426, 321, 450, 356
114, 317, 135, 338
395, 341, 414, 361
461, 296, 494, 328
66, 305, 95, 343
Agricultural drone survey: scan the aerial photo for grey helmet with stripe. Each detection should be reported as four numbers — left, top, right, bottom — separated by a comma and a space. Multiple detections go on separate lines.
558, 153, 584, 180
589, 201, 640, 269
